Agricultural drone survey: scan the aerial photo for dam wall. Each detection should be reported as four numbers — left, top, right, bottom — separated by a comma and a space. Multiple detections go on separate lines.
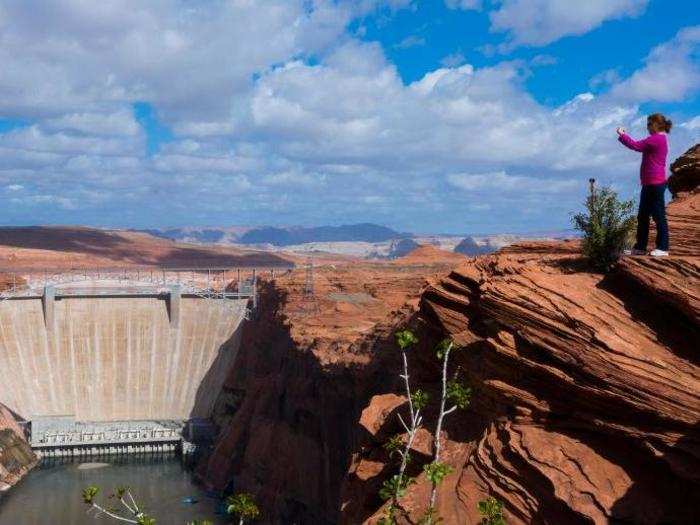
0, 296, 247, 422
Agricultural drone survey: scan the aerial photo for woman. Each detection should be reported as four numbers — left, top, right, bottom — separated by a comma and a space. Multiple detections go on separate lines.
617, 113, 672, 257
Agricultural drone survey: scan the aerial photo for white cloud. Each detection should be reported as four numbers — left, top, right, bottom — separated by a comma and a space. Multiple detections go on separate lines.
681, 116, 700, 131
445, 0, 482, 10
590, 69, 623, 90
43, 110, 141, 136
531, 54, 558, 67
447, 171, 579, 193
394, 35, 426, 49
441, 52, 467, 68
0, 0, 353, 129
489, 0, 649, 47
0, 1, 697, 233
610, 26, 700, 102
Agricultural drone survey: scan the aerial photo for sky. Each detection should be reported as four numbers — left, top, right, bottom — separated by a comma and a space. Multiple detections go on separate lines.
0, 0, 699, 235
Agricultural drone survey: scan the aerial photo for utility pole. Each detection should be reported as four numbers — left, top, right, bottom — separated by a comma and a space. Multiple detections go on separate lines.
303, 257, 314, 297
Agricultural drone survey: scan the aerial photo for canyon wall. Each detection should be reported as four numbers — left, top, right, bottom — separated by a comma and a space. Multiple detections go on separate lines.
0, 296, 246, 421
200, 146, 699, 524
342, 145, 700, 524
197, 258, 460, 524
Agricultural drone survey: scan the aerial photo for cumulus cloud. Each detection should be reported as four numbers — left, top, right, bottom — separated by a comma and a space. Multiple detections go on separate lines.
489, 0, 649, 47
445, 0, 483, 10
394, 35, 426, 49
0, 1, 697, 232
447, 171, 579, 193
441, 52, 467, 68
610, 25, 700, 102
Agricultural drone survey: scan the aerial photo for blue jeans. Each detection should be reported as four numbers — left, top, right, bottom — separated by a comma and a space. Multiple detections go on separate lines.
635, 183, 669, 251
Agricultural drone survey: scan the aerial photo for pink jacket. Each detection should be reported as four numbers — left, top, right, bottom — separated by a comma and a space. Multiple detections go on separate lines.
618, 132, 668, 186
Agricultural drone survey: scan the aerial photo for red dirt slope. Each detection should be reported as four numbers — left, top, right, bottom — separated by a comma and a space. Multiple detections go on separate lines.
0, 226, 292, 270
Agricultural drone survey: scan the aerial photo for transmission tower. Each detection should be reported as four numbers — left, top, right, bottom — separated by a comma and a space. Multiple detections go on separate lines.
303, 257, 314, 296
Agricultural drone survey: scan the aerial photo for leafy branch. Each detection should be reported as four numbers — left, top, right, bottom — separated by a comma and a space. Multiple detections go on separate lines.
379, 329, 427, 524
82, 486, 155, 525
423, 338, 472, 523
478, 497, 506, 525
227, 493, 261, 525
82, 486, 259, 525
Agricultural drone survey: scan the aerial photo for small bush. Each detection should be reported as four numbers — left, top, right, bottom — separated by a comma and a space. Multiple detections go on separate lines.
572, 185, 636, 271
478, 497, 506, 525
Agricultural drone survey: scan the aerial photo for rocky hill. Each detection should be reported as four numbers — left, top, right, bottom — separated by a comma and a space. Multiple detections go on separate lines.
199, 145, 699, 524
0, 226, 292, 270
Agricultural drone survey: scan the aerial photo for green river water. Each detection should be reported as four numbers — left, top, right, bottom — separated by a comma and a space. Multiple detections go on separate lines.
0, 456, 227, 524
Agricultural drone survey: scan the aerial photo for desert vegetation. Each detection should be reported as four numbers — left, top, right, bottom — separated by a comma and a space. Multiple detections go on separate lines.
82, 485, 260, 524
572, 182, 636, 271
379, 329, 502, 524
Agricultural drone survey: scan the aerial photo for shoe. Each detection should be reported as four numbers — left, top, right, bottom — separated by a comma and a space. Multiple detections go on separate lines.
622, 248, 646, 256
649, 249, 669, 257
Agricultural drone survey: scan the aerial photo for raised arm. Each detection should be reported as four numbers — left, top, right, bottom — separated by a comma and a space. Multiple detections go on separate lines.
618, 133, 650, 152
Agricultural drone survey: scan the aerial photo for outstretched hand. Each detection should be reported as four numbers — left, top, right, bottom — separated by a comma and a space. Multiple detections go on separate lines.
616, 127, 626, 136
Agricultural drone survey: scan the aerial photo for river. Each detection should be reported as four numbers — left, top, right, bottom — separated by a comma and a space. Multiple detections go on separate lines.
0, 456, 227, 524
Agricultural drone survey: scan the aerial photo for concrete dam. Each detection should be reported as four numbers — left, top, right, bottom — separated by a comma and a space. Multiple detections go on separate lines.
0, 270, 256, 431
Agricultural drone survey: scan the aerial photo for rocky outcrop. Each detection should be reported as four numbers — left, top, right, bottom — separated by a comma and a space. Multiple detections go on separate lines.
201, 147, 699, 524
664, 191, 699, 257
644, 143, 700, 257
454, 237, 493, 256
340, 146, 700, 524
0, 404, 36, 493
669, 143, 700, 196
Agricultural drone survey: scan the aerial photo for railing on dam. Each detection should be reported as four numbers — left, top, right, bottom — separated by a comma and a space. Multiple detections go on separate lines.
0, 266, 294, 324
0, 267, 292, 300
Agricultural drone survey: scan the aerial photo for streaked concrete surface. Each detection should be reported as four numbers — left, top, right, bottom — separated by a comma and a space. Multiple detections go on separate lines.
0, 296, 246, 421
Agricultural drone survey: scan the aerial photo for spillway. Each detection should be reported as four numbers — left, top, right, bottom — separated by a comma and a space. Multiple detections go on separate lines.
0, 292, 247, 423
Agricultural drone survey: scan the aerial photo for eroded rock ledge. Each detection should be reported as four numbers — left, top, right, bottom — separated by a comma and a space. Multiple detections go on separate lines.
342, 147, 700, 524
201, 146, 699, 524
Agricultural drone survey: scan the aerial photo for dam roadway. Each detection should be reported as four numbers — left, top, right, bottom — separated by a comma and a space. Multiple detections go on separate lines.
0, 268, 270, 427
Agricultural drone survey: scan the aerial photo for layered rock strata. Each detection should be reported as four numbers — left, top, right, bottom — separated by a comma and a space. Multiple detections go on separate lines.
342, 146, 700, 524
202, 146, 699, 524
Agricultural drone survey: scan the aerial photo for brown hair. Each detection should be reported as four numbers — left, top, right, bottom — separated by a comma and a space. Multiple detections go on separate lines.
647, 113, 672, 133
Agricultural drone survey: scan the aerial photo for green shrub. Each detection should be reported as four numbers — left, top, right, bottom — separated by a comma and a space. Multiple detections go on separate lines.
572, 185, 636, 271
478, 497, 506, 525
226, 493, 260, 523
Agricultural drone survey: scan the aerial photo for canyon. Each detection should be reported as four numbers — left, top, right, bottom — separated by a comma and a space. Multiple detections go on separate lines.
197, 145, 699, 523
1, 145, 698, 523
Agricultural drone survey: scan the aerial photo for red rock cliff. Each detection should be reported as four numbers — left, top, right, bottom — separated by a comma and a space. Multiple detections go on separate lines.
200, 146, 699, 524
197, 256, 465, 524
342, 145, 700, 524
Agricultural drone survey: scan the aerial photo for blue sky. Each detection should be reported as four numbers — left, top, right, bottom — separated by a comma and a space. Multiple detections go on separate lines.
0, 0, 698, 234
360, 1, 699, 109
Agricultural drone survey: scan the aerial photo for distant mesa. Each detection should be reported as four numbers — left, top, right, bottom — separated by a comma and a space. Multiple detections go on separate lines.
236, 223, 404, 246
386, 238, 421, 259
395, 244, 467, 264
138, 223, 405, 247
453, 236, 496, 256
